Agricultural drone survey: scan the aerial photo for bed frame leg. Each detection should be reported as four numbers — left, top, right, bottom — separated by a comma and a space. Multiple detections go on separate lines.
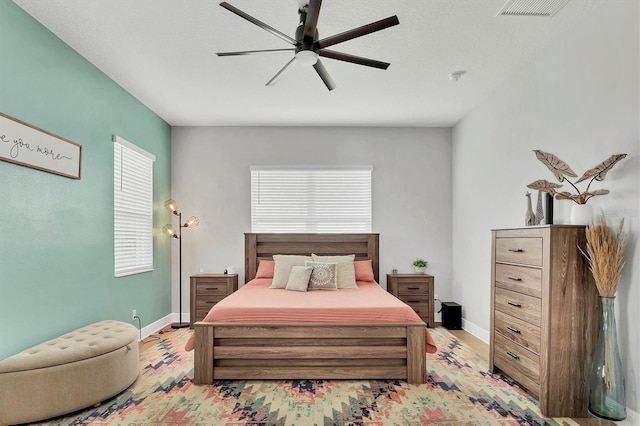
406, 325, 426, 383
194, 323, 214, 385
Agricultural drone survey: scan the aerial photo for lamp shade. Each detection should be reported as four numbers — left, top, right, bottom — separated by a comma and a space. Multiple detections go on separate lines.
164, 199, 178, 214
162, 224, 178, 238
183, 216, 200, 228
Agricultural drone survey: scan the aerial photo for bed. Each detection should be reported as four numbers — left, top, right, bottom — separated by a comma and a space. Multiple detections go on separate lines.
190, 233, 433, 384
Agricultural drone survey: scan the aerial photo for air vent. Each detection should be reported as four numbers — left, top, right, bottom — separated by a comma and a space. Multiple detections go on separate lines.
497, 0, 570, 17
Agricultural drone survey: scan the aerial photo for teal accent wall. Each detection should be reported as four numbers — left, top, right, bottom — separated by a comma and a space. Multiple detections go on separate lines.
0, 1, 172, 359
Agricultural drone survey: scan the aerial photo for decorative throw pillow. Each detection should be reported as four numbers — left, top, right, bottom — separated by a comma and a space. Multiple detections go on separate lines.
354, 259, 375, 282
311, 254, 356, 289
285, 266, 313, 292
255, 259, 275, 278
305, 261, 338, 290
271, 255, 312, 289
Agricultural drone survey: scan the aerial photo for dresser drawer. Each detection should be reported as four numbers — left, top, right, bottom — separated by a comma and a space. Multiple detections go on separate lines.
495, 237, 542, 266
494, 287, 541, 325
494, 310, 541, 355
398, 281, 430, 295
495, 264, 542, 298
494, 333, 540, 396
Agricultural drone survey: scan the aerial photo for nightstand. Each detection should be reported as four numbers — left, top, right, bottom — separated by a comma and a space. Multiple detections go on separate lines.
387, 273, 434, 327
190, 274, 238, 327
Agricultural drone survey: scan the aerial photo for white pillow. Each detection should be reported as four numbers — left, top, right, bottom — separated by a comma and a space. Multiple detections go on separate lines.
285, 266, 313, 292
270, 255, 312, 289
311, 254, 357, 289
305, 261, 338, 290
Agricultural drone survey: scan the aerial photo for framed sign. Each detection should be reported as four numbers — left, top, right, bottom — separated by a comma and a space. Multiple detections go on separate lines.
0, 112, 82, 179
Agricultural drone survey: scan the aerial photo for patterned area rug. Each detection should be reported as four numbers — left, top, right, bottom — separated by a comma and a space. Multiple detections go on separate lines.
36, 327, 570, 426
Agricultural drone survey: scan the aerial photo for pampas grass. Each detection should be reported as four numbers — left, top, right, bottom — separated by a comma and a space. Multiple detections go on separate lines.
584, 214, 625, 297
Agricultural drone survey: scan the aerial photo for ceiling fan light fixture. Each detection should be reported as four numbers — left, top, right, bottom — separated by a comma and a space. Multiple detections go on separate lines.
295, 50, 318, 66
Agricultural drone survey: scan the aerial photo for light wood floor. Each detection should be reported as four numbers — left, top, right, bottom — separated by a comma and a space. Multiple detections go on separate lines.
139, 325, 616, 426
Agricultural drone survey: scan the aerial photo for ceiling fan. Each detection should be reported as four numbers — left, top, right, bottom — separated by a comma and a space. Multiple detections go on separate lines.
216, 0, 399, 90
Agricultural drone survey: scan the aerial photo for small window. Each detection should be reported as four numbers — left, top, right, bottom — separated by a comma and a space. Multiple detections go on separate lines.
251, 166, 372, 233
114, 135, 155, 277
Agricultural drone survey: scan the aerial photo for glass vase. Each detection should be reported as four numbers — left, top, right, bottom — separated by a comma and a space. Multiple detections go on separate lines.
589, 296, 626, 421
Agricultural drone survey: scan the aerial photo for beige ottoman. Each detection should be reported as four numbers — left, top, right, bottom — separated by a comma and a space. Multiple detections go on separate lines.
0, 320, 139, 425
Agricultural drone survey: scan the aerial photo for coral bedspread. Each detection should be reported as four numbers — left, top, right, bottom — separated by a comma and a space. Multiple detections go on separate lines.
185, 279, 436, 354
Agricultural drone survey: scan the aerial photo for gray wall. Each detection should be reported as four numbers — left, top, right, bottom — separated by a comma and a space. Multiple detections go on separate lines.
171, 126, 452, 315
452, 2, 639, 414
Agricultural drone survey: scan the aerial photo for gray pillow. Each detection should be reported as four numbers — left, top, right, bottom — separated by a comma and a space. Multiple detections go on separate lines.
305, 261, 338, 290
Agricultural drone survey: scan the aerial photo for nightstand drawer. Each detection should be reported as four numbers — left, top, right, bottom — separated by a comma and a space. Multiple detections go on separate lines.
494, 333, 540, 396
495, 237, 542, 266
494, 310, 541, 355
398, 281, 430, 294
195, 281, 229, 295
495, 287, 541, 326
495, 263, 542, 298
409, 303, 431, 319
399, 294, 430, 304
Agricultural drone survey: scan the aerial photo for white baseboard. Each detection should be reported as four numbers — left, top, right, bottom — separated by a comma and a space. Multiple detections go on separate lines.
615, 408, 640, 425
461, 318, 489, 343
131, 313, 178, 341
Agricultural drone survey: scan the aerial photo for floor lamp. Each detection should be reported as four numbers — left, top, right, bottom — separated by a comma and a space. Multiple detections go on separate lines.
163, 199, 199, 329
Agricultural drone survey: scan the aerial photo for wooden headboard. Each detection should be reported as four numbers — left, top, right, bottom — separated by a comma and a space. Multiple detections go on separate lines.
244, 233, 380, 284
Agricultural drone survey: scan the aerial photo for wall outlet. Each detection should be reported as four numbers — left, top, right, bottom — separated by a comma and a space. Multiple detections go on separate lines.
132, 309, 137, 320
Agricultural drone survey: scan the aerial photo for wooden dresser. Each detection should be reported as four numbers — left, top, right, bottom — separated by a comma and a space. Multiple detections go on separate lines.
190, 274, 238, 327
490, 225, 599, 417
387, 273, 434, 327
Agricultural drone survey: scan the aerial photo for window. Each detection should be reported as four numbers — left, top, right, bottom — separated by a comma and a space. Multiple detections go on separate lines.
251, 166, 372, 233
114, 135, 155, 277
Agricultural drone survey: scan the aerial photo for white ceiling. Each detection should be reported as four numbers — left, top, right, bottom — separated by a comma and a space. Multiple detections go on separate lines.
14, 0, 603, 127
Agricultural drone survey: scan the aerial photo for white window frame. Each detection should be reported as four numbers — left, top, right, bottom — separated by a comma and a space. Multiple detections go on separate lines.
251, 166, 372, 233
113, 135, 155, 277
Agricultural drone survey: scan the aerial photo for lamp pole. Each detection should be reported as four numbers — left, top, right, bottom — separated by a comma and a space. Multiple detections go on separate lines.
164, 199, 197, 329
172, 211, 189, 329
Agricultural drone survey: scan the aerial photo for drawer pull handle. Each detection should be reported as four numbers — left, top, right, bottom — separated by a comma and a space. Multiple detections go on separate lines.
407, 300, 421, 303
507, 301, 522, 307
507, 326, 521, 334
508, 248, 523, 252
506, 351, 520, 360
507, 276, 522, 281
206, 287, 219, 291
408, 287, 420, 290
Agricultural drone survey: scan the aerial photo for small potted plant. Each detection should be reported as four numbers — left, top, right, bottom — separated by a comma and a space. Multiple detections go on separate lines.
412, 259, 428, 274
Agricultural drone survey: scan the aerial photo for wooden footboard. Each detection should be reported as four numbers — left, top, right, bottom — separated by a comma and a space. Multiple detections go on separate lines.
193, 322, 426, 384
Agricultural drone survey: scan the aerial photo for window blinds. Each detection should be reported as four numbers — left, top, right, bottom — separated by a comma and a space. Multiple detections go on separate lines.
113, 135, 155, 277
251, 166, 372, 233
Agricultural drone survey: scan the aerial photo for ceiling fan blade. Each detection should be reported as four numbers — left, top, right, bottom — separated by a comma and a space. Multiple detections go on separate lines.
217, 48, 295, 57
303, 0, 322, 44
266, 57, 297, 86
220, 2, 298, 46
319, 49, 390, 70
315, 15, 399, 49
313, 59, 336, 91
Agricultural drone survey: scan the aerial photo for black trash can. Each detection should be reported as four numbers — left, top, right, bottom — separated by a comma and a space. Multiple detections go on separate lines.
441, 302, 462, 330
